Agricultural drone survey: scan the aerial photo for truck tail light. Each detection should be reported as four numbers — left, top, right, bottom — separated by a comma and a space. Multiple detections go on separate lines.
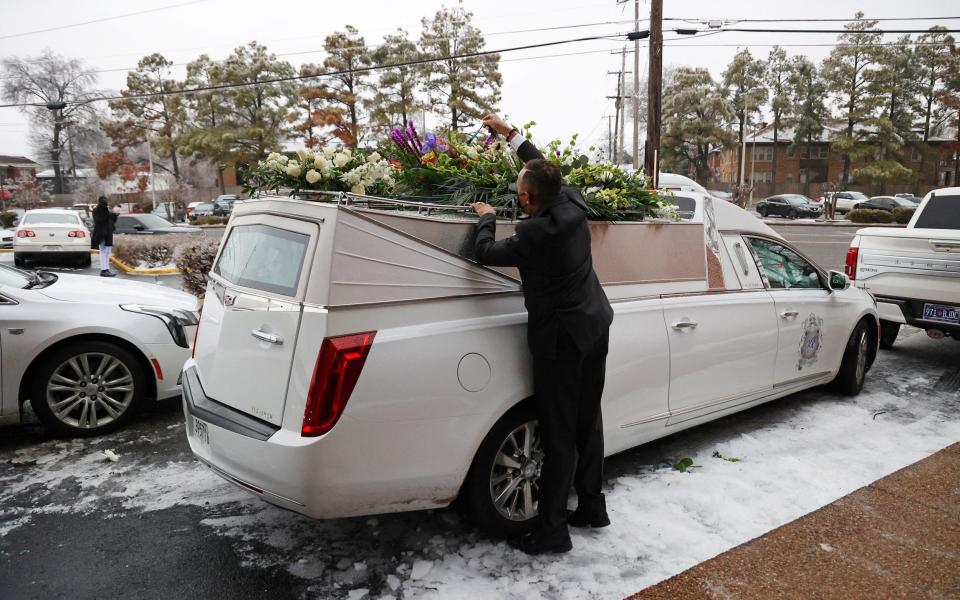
302, 331, 376, 437
68, 230, 86, 238
844, 247, 859, 280
17, 229, 35, 238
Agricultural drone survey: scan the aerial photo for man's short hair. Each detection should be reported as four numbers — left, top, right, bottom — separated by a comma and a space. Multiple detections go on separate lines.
521, 159, 561, 202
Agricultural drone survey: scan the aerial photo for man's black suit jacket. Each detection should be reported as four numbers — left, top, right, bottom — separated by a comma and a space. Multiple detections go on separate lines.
474, 139, 613, 358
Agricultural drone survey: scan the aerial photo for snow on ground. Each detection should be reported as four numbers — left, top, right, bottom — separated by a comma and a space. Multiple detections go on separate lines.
1, 328, 958, 599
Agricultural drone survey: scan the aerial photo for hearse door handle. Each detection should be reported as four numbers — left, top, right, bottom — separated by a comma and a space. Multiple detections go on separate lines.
780, 310, 799, 320
672, 319, 698, 331
251, 329, 283, 345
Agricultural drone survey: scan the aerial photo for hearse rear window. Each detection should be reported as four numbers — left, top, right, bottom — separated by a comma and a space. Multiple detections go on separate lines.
913, 195, 960, 229
214, 224, 309, 296
669, 195, 696, 220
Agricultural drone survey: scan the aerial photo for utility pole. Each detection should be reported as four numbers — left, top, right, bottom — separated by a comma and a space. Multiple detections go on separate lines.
644, 0, 663, 187
607, 60, 630, 164
619, 47, 627, 165
632, 0, 640, 170
608, 115, 614, 161
146, 137, 158, 210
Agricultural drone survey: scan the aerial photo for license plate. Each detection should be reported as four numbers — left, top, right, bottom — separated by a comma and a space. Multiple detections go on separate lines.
922, 303, 960, 324
191, 416, 210, 447
42, 245, 63, 251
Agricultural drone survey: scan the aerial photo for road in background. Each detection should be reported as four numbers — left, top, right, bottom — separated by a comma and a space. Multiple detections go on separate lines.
770, 225, 857, 272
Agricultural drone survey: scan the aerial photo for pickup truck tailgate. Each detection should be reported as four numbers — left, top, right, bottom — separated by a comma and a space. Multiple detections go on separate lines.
855, 227, 960, 303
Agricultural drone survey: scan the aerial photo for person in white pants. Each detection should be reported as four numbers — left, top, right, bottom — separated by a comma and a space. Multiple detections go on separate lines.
91, 196, 117, 277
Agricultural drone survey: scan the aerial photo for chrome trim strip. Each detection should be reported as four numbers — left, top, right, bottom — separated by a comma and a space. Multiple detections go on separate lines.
621, 411, 671, 429
669, 385, 772, 418
667, 376, 833, 426
660, 288, 769, 299
197, 457, 305, 507
774, 371, 832, 389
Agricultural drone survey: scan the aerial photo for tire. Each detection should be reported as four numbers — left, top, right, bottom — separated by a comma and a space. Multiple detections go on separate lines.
832, 320, 872, 396
77, 253, 92, 268
788, 209, 797, 219
30, 340, 148, 437
13, 254, 25, 267
879, 321, 900, 349
461, 404, 542, 538
758, 207, 766, 218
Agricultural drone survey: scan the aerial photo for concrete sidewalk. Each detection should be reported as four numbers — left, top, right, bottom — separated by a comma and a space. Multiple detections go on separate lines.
629, 443, 960, 599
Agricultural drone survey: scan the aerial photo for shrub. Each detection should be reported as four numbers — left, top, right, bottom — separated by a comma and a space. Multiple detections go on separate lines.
847, 209, 893, 223
0, 211, 17, 228
892, 207, 915, 224
112, 235, 183, 268
175, 237, 220, 297
192, 216, 229, 226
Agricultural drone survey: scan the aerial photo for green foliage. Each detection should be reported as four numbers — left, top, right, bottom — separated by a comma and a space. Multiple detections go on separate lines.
661, 68, 734, 182
317, 26, 373, 147
174, 237, 221, 297
847, 208, 893, 223
419, 5, 501, 129
672, 457, 695, 473
892, 207, 915, 224
722, 48, 768, 161
712, 451, 741, 463
244, 147, 396, 197
103, 53, 184, 180
788, 57, 828, 166
368, 30, 424, 130
0, 211, 17, 228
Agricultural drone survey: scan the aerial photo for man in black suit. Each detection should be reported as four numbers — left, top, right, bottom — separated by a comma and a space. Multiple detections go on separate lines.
471, 114, 614, 554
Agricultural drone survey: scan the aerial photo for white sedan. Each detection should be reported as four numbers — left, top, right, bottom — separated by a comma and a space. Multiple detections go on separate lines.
14, 208, 92, 268
0, 264, 200, 436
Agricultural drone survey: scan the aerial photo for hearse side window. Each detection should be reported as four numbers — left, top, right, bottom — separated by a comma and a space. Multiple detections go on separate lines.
214, 224, 310, 296
747, 238, 823, 290
913, 195, 960, 229
669, 195, 696, 220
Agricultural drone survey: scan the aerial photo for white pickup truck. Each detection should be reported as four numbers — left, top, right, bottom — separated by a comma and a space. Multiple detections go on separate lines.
846, 187, 960, 347
182, 192, 878, 536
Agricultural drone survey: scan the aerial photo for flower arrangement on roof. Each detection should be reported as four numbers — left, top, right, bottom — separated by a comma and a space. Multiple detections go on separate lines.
243, 146, 397, 198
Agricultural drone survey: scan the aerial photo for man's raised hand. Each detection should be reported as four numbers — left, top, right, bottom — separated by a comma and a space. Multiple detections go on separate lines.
471, 202, 497, 217
482, 114, 513, 137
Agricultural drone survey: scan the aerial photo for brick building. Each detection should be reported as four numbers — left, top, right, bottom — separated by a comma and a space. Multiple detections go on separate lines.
706, 122, 960, 200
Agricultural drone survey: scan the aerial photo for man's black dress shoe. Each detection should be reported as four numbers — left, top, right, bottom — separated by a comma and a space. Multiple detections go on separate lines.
509, 531, 573, 555
566, 508, 611, 528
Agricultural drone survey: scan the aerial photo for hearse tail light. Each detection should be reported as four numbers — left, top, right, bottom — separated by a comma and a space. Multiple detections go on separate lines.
845, 237, 860, 280
302, 331, 376, 437
17, 229, 35, 238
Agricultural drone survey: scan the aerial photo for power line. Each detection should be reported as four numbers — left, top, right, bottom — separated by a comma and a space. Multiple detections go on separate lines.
0, 0, 210, 41
0, 31, 649, 109
720, 27, 960, 34
666, 16, 960, 23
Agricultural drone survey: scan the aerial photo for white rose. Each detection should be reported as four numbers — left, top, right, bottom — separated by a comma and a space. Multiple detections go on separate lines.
350, 183, 366, 195
305, 169, 321, 184
313, 155, 328, 170
367, 152, 381, 163
322, 146, 336, 158
295, 147, 314, 161
285, 163, 302, 178
333, 152, 350, 168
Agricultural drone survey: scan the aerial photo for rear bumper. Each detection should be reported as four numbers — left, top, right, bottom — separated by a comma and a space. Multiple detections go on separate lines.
875, 295, 960, 335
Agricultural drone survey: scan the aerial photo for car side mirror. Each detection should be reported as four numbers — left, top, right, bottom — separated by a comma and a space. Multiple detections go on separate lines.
828, 270, 850, 291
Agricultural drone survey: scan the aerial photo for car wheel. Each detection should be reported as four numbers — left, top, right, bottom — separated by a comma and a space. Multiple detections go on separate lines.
758, 207, 766, 217
461, 404, 542, 538
788, 209, 797, 219
832, 320, 872, 396
77, 253, 92, 268
879, 321, 900, 349
30, 340, 148, 437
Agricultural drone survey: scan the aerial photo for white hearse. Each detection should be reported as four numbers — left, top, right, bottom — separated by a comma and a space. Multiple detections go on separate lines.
846, 187, 960, 347
183, 192, 879, 535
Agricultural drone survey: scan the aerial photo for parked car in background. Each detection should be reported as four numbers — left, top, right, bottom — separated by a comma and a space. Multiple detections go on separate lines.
895, 193, 921, 204
152, 202, 184, 223
831, 191, 870, 215
0, 229, 13, 249
67, 203, 95, 218
14, 209, 91, 268
186, 201, 203, 218
183, 193, 878, 536
854, 196, 918, 211
756, 194, 823, 219
114, 202, 145, 214
707, 190, 733, 201
114, 213, 200, 235
213, 195, 238, 216
188, 202, 215, 221
847, 188, 960, 347
0, 263, 200, 436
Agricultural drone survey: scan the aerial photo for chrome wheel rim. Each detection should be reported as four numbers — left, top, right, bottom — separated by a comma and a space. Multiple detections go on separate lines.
855, 331, 868, 386
46, 353, 135, 429
489, 420, 542, 522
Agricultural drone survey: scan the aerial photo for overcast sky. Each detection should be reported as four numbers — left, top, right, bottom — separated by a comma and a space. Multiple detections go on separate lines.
1, 0, 957, 162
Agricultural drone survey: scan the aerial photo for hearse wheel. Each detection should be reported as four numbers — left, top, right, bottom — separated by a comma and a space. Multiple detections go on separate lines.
30, 340, 147, 437
879, 321, 900, 349
832, 319, 872, 396
461, 405, 542, 538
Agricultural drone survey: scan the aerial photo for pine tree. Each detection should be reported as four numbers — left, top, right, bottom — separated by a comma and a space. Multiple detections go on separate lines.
369, 29, 424, 131
103, 53, 184, 180
722, 49, 768, 186
822, 12, 884, 186
419, 4, 501, 130
316, 26, 372, 148
915, 27, 957, 142
788, 57, 828, 196
178, 54, 232, 193
661, 68, 735, 183
766, 47, 792, 192
288, 63, 341, 148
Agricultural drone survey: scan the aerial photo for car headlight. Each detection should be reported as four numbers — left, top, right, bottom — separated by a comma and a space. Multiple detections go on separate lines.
120, 304, 199, 348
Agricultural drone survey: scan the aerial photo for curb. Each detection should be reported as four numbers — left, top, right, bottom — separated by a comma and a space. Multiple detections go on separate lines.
759, 220, 907, 228
0, 249, 180, 276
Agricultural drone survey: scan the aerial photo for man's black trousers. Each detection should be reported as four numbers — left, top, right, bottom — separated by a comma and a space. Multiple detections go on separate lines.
532, 327, 609, 536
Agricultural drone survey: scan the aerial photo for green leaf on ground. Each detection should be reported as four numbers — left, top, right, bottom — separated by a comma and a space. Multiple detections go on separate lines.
712, 451, 741, 463
673, 457, 695, 472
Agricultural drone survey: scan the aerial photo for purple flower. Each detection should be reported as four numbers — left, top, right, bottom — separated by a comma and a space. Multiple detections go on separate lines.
483, 135, 494, 147
407, 120, 423, 152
